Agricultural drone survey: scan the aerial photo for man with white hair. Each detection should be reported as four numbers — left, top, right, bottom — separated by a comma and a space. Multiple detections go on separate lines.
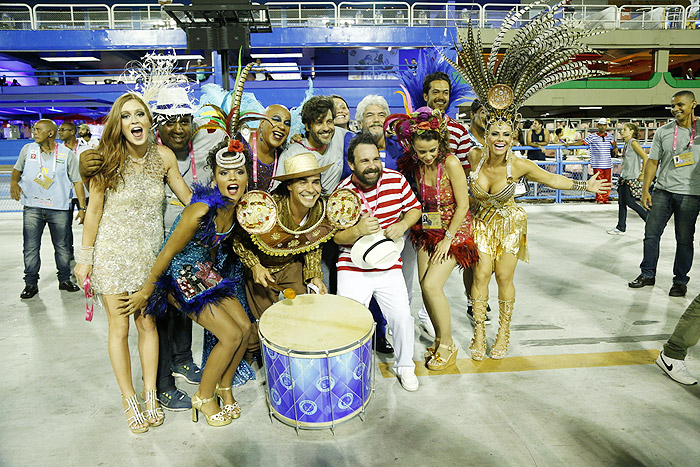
353, 94, 404, 173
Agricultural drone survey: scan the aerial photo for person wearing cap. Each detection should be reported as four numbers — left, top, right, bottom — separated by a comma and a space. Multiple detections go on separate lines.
567, 117, 617, 204
334, 133, 422, 392
232, 152, 333, 329
77, 124, 99, 152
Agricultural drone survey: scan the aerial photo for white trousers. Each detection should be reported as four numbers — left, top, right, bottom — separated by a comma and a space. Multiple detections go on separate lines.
337, 269, 415, 370
400, 233, 430, 322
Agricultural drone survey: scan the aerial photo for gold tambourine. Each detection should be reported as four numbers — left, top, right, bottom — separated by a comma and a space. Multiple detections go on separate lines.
236, 190, 278, 234
488, 84, 514, 110
326, 188, 362, 229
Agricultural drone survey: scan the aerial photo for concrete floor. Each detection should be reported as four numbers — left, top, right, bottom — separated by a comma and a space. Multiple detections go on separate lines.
1, 204, 699, 467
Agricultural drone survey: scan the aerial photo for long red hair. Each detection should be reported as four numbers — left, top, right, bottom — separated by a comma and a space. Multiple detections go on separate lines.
91, 92, 152, 191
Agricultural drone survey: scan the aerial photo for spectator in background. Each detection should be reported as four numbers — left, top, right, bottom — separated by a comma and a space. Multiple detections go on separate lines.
685, 68, 695, 80
567, 117, 617, 204
607, 122, 648, 236
77, 124, 99, 150
10, 119, 85, 299
629, 90, 700, 297
526, 118, 550, 161
330, 95, 352, 131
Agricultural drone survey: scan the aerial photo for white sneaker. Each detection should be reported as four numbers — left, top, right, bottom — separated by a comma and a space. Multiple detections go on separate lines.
606, 228, 625, 235
656, 351, 698, 385
396, 367, 419, 392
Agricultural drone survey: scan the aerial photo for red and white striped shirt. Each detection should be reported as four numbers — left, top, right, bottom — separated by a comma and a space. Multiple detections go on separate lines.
447, 116, 475, 169
336, 168, 421, 273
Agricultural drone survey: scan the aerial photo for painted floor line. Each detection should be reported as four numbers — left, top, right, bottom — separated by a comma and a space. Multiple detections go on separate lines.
378, 349, 660, 378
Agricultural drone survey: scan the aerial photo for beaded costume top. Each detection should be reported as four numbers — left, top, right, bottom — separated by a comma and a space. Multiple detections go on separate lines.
469, 154, 518, 221
92, 144, 166, 294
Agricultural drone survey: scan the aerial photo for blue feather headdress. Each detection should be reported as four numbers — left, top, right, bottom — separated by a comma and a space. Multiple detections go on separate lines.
394, 48, 475, 117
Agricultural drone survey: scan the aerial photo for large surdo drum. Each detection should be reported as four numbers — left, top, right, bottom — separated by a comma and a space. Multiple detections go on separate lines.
258, 294, 375, 431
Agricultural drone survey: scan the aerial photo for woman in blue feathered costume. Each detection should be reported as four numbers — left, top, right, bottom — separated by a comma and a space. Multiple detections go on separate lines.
120, 138, 252, 427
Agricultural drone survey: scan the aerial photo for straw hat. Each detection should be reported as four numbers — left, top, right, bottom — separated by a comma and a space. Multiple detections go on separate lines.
151, 87, 197, 115
273, 152, 333, 181
350, 231, 405, 270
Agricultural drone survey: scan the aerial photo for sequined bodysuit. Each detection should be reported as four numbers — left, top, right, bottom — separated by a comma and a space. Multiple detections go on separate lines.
468, 154, 529, 262
92, 144, 166, 294
409, 161, 479, 268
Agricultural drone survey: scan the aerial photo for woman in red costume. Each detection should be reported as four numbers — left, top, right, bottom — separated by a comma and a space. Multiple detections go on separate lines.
386, 107, 479, 370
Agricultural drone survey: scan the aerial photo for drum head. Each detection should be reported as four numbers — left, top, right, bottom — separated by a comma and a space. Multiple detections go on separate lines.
258, 294, 373, 354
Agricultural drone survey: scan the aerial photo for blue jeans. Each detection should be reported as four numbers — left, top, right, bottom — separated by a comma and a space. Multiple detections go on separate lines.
22, 206, 73, 286
640, 189, 700, 284
616, 180, 648, 232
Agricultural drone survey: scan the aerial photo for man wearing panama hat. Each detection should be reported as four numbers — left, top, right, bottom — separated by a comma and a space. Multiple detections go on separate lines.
233, 152, 335, 323
334, 133, 422, 391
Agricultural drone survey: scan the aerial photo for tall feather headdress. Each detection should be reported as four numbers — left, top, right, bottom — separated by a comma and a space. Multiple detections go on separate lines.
444, 0, 608, 128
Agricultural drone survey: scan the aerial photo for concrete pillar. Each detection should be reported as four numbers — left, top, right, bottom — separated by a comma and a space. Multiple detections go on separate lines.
653, 49, 670, 73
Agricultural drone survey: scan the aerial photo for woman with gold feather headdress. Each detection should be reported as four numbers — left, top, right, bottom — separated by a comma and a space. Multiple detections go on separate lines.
444, 0, 612, 361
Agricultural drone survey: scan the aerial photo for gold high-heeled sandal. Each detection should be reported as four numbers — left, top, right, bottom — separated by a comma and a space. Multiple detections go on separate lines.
122, 394, 149, 434
426, 343, 458, 371
490, 298, 514, 359
469, 297, 488, 361
141, 389, 165, 427
424, 340, 440, 362
215, 383, 241, 419
191, 392, 231, 427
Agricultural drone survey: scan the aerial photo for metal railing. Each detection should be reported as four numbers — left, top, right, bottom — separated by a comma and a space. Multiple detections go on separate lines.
33, 4, 111, 30
0, 2, 695, 30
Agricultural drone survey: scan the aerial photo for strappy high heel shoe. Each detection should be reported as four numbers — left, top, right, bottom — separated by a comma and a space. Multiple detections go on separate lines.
191, 392, 231, 427
141, 389, 165, 427
215, 383, 241, 419
426, 343, 458, 371
490, 298, 515, 359
122, 394, 149, 434
469, 297, 488, 361
424, 340, 440, 362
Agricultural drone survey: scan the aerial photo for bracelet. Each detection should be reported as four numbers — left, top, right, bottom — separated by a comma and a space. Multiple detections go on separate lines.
571, 180, 587, 191
78, 207, 86, 212
444, 230, 455, 242
76, 247, 94, 265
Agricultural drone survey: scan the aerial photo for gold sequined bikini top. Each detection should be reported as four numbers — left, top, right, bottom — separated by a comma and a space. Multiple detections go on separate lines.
469, 154, 517, 220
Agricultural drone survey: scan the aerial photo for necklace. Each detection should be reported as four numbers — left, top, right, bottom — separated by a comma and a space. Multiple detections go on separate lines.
276, 196, 326, 235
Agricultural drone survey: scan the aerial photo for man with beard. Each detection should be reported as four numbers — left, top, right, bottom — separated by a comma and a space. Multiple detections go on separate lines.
423, 71, 474, 168
353, 94, 404, 172
467, 99, 487, 147
334, 133, 422, 391
276, 96, 350, 194
79, 87, 225, 411
629, 90, 700, 297
77, 124, 99, 151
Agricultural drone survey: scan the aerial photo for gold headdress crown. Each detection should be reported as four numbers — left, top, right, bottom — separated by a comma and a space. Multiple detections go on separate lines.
444, 0, 608, 129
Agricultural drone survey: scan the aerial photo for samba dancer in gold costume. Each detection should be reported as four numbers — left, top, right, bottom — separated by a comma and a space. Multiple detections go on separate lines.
445, 0, 612, 360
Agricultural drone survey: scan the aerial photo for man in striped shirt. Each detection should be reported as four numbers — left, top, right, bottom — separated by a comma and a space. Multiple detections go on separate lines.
568, 118, 617, 203
334, 133, 422, 391
422, 71, 475, 168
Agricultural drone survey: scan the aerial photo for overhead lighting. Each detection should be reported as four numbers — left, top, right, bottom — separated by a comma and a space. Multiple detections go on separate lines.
151, 54, 204, 60
579, 106, 602, 110
42, 56, 100, 62
250, 53, 303, 59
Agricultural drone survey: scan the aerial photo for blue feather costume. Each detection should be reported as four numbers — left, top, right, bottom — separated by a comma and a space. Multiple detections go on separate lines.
146, 183, 256, 386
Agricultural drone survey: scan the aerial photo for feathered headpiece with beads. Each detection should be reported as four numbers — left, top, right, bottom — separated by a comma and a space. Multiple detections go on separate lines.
444, 0, 608, 129
384, 106, 450, 154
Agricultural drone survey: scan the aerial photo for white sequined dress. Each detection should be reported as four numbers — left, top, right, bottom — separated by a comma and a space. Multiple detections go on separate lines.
92, 144, 166, 294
